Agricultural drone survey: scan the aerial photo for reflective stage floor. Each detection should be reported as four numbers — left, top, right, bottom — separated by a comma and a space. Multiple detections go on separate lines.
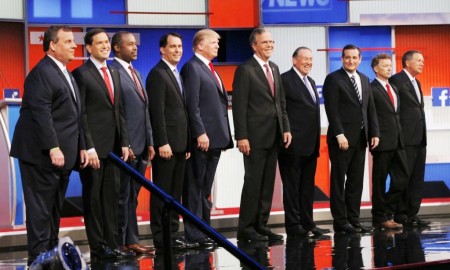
1, 216, 450, 269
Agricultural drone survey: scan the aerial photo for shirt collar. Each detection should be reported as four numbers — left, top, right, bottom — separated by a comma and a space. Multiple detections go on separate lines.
161, 58, 178, 71
403, 69, 415, 81
195, 53, 211, 67
90, 56, 107, 69
47, 54, 66, 72
253, 54, 269, 67
292, 66, 307, 80
114, 56, 131, 70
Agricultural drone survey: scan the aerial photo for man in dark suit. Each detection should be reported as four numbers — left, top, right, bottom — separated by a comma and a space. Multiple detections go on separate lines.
146, 33, 196, 250
232, 28, 292, 242
279, 47, 330, 237
323, 44, 379, 233
72, 28, 133, 259
110, 31, 155, 254
389, 50, 429, 227
10, 25, 88, 262
181, 29, 233, 246
370, 53, 408, 230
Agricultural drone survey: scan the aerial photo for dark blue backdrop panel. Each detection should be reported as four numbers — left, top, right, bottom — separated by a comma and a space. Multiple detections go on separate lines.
28, 0, 125, 24
262, 0, 347, 24
328, 26, 392, 80
103, 28, 198, 80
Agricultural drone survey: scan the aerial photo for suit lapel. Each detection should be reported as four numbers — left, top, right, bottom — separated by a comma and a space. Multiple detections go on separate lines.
402, 71, 422, 106
160, 60, 184, 103
251, 58, 273, 98
340, 68, 362, 105
195, 57, 225, 97
115, 61, 146, 102
374, 79, 395, 111
86, 60, 114, 106
292, 69, 316, 106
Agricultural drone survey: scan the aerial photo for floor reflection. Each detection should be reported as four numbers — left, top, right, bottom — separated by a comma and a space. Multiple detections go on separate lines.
2, 217, 450, 269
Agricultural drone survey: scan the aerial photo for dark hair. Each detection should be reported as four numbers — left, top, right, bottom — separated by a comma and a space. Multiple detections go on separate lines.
371, 53, 392, 69
43, 25, 72, 52
292, 46, 311, 58
84, 28, 108, 46
249, 28, 268, 46
159, 32, 182, 48
342, 44, 361, 57
111, 31, 132, 54
402, 50, 422, 68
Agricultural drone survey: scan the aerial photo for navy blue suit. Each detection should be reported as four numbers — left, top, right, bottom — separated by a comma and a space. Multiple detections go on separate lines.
181, 55, 233, 242
10, 55, 84, 258
110, 59, 153, 246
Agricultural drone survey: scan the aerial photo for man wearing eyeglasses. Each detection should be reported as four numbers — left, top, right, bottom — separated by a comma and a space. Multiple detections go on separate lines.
232, 28, 292, 242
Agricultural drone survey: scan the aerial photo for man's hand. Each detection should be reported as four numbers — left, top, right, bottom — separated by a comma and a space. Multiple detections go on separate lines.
50, 148, 64, 168
337, 135, 349, 151
370, 137, 380, 150
159, 144, 173, 159
121, 147, 129, 162
283, 132, 292, 149
148, 146, 155, 161
197, 133, 209, 151
128, 147, 136, 161
79, 150, 89, 169
237, 139, 250, 156
89, 151, 100, 169
185, 152, 191, 160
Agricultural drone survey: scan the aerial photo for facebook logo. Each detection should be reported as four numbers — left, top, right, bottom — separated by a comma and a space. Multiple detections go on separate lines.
432, 87, 450, 107
316, 85, 324, 104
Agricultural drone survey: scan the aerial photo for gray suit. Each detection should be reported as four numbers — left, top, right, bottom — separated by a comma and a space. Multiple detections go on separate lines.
110, 59, 153, 246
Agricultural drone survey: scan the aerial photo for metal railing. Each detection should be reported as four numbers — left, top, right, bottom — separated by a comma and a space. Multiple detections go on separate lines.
108, 152, 264, 270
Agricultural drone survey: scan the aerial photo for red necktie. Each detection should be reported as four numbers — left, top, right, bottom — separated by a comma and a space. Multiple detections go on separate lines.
208, 62, 221, 89
264, 63, 275, 97
129, 65, 145, 100
101, 66, 114, 104
386, 83, 395, 107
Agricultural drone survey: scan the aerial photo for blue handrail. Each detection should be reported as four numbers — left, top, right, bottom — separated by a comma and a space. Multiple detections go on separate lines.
108, 152, 264, 270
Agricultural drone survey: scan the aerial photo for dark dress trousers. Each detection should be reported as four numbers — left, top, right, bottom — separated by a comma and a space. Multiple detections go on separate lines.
110, 59, 153, 246
370, 79, 409, 224
389, 70, 427, 218
278, 68, 320, 233
10, 55, 83, 258
146, 60, 190, 245
181, 55, 233, 242
232, 57, 290, 237
73, 59, 129, 251
323, 68, 379, 229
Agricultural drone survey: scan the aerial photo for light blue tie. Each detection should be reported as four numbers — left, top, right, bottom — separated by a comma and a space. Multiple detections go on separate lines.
63, 68, 76, 101
173, 68, 183, 95
303, 76, 316, 103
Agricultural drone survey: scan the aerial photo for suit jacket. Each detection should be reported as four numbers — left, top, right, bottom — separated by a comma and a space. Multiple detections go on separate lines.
146, 60, 189, 152
181, 56, 233, 150
280, 68, 320, 157
110, 60, 153, 156
323, 68, 379, 146
371, 79, 404, 152
73, 59, 128, 158
389, 70, 427, 147
232, 57, 290, 149
10, 55, 84, 170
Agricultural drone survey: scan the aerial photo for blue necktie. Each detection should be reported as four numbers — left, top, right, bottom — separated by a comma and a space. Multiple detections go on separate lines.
173, 68, 183, 95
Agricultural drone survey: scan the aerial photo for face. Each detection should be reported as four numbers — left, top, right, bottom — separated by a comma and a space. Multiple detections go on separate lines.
49, 29, 77, 65
405, 53, 424, 77
293, 49, 313, 76
252, 32, 274, 62
86, 32, 111, 62
198, 35, 219, 61
341, 48, 361, 73
160, 35, 183, 66
374, 58, 392, 81
115, 33, 137, 62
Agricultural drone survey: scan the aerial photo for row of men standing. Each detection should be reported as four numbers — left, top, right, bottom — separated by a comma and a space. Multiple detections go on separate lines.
10, 25, 428, 262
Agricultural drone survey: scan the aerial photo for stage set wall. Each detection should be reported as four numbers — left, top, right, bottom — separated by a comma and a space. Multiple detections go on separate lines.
1, 0, 450, 229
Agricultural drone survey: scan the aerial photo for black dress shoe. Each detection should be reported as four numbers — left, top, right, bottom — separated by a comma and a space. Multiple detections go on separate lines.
265, 231, 284, 241
91, 246, 117, 259
113, 248, 136, 258
407, 216, 431, 227
352, 223, 374, 233
237, 231, 269, 242
334, 224, 357, 234
197, 237, 216, 247
310, 226, 331, 236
